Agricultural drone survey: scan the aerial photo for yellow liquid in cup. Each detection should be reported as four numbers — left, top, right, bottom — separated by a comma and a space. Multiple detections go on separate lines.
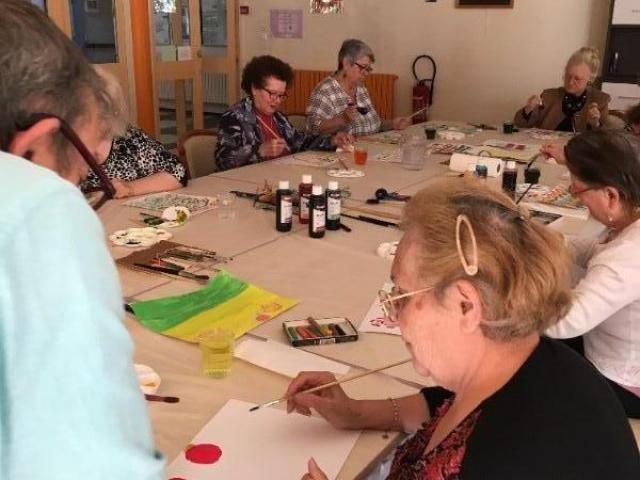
200, 331, 234, 378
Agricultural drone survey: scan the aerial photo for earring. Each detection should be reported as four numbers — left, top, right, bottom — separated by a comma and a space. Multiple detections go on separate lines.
608, 215, 614, 226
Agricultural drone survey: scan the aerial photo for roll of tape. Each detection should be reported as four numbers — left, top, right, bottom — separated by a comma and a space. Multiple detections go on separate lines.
449, 153, 504, 177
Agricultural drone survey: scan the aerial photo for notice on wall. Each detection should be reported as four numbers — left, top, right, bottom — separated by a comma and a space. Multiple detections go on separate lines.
270, 9, 303, 39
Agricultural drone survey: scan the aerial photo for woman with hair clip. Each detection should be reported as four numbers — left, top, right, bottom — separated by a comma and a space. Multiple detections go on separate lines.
514, 47, 610, 132
546, 130, 640, 419
285, 178, 639, 480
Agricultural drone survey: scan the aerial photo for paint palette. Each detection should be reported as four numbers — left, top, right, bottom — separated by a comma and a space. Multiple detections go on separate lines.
283, 317, 358, 347
536, 184, 587, 209
125, 192, 217, 214
109, 227, 172, 247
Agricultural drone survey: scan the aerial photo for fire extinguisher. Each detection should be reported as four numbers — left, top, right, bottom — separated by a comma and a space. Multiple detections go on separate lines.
411, 55, 436, 124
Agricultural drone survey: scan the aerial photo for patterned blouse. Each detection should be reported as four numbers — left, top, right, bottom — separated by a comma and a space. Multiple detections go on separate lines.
387, 400, 480, 480
83, 125, 187, 190
305, 75, 381, 136
214, 96, 335, 172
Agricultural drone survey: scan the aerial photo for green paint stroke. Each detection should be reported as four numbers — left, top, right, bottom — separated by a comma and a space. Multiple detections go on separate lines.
131, 270, 248, 332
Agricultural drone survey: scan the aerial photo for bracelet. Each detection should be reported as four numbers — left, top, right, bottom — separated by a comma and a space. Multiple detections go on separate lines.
388, 397, 400, 430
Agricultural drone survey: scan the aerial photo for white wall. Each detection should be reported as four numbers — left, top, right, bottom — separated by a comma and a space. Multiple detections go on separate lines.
238, 0, 611, 123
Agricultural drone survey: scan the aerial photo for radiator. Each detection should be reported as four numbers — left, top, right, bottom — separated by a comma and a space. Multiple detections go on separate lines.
158, 73, 228, 105
280, 69, 398, 119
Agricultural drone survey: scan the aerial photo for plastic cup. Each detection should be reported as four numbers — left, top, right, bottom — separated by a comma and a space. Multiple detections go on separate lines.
424, 127, 437, 140
524, 167, 541, 184
216, 192, 236, 220
353, 148, 368, 165
503, 121, 514, 134
199, 328, 234, 378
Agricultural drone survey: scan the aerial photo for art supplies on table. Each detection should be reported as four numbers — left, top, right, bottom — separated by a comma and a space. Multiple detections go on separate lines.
234, 338, 351, 377
529, 210, 563, 225
283, 317, 358, 347
437, 130, 466, 141
480, 140, 540, 162
124, 192, 218, 214
535, 184, 589, 210
358, 283, 401, 336
448, 153, 504, 177
525, 128, 574, 141
130, 270, 298, 341
358, 131, 403, 145
165, 399, 360, 480
326, 168, 365, 178
372, 149, 402, 163
116, 240, 226, 282
109, 227, 172, 247
275, 151, 339, 168
431, 143, 476, 155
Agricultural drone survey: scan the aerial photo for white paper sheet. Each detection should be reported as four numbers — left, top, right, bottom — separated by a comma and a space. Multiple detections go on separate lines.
357, 283, 401, 336
166, 399, 361, 480
234, 338, 351, 378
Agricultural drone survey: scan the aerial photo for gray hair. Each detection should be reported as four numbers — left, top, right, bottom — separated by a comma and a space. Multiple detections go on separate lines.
566, 46, 601, 81
337, 39, 375, 71
0, 0, 116, 168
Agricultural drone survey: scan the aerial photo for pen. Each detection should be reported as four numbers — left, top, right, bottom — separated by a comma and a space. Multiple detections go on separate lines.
340, 213, 398, 228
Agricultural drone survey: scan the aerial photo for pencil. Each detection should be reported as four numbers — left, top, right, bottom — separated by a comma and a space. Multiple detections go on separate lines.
248, 358, 412, 412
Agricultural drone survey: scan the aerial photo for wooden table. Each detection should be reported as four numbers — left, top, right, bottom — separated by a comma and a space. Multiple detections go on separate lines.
103, 122, 638, 478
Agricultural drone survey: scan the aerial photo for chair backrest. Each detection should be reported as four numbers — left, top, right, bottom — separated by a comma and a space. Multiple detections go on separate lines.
177, 129, 218, 179
279, 69, 398, 120
287, 113, 307, 131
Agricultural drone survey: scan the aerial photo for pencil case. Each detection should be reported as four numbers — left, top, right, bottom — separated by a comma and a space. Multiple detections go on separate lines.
283, 317, 358, 347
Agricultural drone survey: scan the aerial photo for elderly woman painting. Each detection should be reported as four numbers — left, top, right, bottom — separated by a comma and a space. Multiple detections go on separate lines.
286, 179, 640, 479
82, 68, 187, 198
546, 130, 640, 419
214, 55, 351, 172
514, 47, 610, 132
305, 39, 411, 136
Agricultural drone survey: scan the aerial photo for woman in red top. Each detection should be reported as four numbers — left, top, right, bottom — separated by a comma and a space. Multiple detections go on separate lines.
286, 179, 640, 480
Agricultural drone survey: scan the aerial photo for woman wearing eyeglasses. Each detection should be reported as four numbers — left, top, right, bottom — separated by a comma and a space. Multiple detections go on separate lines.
286, 179, 640, 480
514, 47, 610, 133
215, 55, 352, 172
305, 39, 411, 136
81, 67, 187, 198
545, 130, 640, 419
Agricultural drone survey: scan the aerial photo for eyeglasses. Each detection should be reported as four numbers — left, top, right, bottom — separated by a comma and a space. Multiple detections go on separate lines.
568, 183, 598, 197
378, 285, 434, 323
354, 61, 373, 73
17, 113, 115, 210
261, 88, 288, 101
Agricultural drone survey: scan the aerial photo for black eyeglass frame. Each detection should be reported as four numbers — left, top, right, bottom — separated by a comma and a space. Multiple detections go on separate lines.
16, 112, 116, 210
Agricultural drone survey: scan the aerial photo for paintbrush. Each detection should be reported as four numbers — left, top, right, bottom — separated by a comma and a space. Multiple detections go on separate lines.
145, 394, 180, 403
257, 116, 290, 153
407, 106, 428, 120
249, 358, 411, 412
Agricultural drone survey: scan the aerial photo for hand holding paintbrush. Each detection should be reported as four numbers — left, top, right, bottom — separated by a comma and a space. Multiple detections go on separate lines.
249, 358, 411, 422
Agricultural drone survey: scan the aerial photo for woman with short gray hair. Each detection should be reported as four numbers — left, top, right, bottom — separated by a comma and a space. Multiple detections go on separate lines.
305, 39, 411, 136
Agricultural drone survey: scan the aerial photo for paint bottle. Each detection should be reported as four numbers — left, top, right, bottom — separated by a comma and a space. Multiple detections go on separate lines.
325, 180, 341, 231
276, 180, 293, 232
502, 160, 517, 197
309, 185, 326, 239
298, 174, 313, 224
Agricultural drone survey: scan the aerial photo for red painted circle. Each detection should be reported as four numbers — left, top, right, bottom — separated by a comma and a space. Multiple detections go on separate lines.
184, 443, 223, 465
